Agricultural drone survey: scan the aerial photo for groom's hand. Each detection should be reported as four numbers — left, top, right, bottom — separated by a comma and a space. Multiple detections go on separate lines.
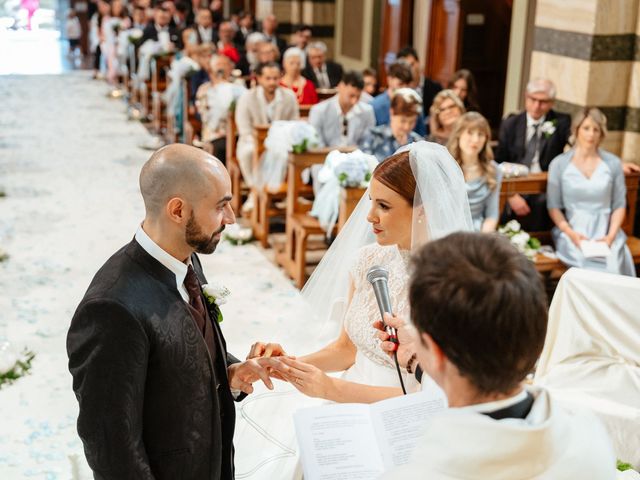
374, 313, 419, 370
246, 342, 287, 359
228, 357, 283, 394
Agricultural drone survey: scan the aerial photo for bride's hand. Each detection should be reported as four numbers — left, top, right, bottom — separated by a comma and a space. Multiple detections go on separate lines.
246, 342, 288, 359
278, 357, 335, 400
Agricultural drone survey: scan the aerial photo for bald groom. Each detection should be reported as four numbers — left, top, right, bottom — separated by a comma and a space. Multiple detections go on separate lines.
67, 145, 282, 480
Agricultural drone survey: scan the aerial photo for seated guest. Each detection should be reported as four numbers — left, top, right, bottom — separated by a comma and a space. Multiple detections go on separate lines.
308, 71, 375, 148
426, 89, 465, 145
216, 20, 241, 63
195, 54, 246, 161
371, 62, 426, 136
361, 67, 378, 101
173, 0, 191, 30
290, 24, 313, 50
280, 47, 318, 105
235, 61, 299, 194
359, 88, 423, 162
256, 40, 280, 64
303, 41, 343, 89
260, 14, 287, 55
379, 232, 618, 480
547, 108, 636, 276
132, 5, 147, 29
396, 46, 442, 113
447, 112, 501, 232
233, 10, 254, 46
496, 78, 570, 231
236, 31, 266, 76
182, 7, 216, 55
138, 4, 181, 50
449, 68, 480, 112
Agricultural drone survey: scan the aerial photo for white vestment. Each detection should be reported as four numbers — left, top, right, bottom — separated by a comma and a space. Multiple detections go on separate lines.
381, 387, 618, 480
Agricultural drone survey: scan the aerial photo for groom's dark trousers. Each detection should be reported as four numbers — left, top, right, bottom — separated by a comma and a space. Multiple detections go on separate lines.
67, 239, 243, 480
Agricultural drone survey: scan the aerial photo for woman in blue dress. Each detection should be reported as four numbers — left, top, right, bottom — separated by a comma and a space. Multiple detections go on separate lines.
547, 107, 635, 276
447, 112, 502, 231
359, 88, 423, 162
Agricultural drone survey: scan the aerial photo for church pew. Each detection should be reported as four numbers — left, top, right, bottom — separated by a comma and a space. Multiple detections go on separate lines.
225, 110, 245, 217
151, 54, 173, 135
499, 172, 640, 273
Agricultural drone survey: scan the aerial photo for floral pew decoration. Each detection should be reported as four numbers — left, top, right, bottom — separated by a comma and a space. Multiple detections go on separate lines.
0, 342, 35, 389
255, 121, 320, 193
498, 220, 541, 260
310, 149, 378, 237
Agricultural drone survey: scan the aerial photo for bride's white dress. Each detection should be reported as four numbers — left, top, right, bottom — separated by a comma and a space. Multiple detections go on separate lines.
233, 244, 420, 479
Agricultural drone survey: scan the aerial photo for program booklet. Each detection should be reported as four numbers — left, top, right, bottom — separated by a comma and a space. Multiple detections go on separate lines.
294, 382, 447, 480
580, 240, 611, 258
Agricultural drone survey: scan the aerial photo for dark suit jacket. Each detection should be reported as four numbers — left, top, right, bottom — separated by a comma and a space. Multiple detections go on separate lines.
138, 23, 182, 51
302, 60, 344, 89
495, 109, 571, 172
421, 76, 442, 112
67, 239, 242, 480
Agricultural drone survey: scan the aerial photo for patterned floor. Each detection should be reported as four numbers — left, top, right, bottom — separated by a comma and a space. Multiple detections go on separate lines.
0, 72, 310, 479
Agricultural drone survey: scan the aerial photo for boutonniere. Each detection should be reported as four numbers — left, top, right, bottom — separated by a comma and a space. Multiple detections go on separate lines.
202, 282, 230, 323
540, 120, 557, 138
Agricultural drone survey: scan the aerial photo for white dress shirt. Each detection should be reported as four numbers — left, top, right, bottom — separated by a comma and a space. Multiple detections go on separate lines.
461, 388, 529, 415
135, 225, 191, 302
198, 26, 213, 43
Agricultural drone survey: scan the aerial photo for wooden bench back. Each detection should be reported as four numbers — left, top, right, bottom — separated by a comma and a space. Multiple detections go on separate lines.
226, 110, 238, 165
317, 88, 337, 101
286, 149, 334, 216
300, 105, 312, 118
151, 54, 173, 93
252, 124, 271, 172
181, 76, 202, 144
499, 172, 640, 235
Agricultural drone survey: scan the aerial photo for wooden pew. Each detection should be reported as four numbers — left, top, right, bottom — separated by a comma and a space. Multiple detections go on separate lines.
499, 172, 640, 273
276, 148, 361, 288
180, 75, 202, 146
226, 110, 245, 216
299, 105, 312, 119
316, 88, 337, 101
151, 55, 173, 135
250, 124, 282, 247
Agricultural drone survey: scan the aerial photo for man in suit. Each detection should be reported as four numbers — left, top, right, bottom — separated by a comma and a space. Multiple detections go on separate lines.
308, 70, 375, 148
233, 11, 255, 47
67, 145, 284, 480
377, 232, 617, 479
260, 13, 287, 56
396, 46, 442, 114
235, 61, 299, 195
303, 41, 343, 90
138, 4, 182, 51
496, 78, 570, 230
192, 6, 217, 45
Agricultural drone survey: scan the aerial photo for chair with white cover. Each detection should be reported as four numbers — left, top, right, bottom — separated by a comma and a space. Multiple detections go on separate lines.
534, 268, 640, 469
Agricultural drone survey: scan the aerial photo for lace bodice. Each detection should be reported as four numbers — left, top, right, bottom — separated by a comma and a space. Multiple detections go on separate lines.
345, 243, 412, 370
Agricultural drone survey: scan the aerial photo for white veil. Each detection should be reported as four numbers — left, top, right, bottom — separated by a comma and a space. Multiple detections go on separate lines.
299, 140, 473, 338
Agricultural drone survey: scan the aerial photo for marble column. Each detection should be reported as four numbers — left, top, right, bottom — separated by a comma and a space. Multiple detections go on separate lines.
529, 0, 640, 163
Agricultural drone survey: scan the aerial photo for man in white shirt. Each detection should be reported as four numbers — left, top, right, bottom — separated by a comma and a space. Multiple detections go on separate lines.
378, 232, 618, 480
308, 71, 375, 148
235, 61, 299, 190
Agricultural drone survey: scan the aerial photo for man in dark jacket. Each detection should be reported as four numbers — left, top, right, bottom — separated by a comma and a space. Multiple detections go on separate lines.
67, 144, 283, 480
303, 41, 343, 89
496, 78, 570, 231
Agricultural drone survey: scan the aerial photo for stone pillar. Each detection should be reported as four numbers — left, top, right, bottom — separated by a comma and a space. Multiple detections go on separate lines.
529, 0, 640, 163
256, 0, 337, 56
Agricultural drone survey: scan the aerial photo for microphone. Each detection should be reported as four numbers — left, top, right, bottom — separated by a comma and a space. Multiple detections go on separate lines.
366, 266, 398, 344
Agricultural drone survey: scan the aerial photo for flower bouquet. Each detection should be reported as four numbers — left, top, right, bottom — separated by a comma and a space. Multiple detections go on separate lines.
498, 220, 541, 260
222, 223, 253, 246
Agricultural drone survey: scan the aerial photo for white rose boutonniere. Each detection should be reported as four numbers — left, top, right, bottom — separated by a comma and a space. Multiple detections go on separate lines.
202, 282, 230, 323
540, 120, 557, 139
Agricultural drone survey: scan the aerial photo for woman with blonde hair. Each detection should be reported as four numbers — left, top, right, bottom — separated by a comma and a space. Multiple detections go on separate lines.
427, 89, 465, 145
547, 107, 635, 276
447, 112, 502, 232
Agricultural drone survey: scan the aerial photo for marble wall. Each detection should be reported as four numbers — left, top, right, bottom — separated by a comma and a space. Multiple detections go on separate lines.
529, 0, 640, 162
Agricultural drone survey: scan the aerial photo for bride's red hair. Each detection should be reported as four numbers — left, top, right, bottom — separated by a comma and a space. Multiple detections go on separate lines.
372, 151, 416, 205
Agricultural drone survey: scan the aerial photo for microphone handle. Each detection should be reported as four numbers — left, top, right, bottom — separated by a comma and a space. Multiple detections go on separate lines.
371, 279, 398, 343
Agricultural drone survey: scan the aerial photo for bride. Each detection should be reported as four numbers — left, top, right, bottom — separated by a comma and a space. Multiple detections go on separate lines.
233, 141, 473, 477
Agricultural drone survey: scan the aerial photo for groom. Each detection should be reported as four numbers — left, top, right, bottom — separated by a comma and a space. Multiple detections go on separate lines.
67, 144, 284, 480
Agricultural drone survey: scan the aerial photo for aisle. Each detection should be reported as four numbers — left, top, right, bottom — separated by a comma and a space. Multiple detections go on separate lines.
0, 73, 309, 479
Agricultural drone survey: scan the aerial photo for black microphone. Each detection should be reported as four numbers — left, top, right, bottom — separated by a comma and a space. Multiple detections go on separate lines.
366, 265, 398, 344
367, 265, 406, 394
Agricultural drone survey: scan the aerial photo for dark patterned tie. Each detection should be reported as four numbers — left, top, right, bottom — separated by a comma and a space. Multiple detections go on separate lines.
184, 265, 216, 358
524, 123, 540, 168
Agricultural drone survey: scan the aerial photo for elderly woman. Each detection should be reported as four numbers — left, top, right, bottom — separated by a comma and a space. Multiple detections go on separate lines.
547, 107, 635, 276
427, 89, 465, 145
447, 112, 501, 232
359, 88, 423, 162
448, 69, 480, 112
280, 47, 318, 105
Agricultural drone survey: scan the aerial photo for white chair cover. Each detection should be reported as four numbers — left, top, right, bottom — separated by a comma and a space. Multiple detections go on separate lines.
535, 268, 640, 468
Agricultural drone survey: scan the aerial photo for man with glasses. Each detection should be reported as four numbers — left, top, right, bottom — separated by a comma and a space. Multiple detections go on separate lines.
308, 71, 375, 148
496, 78, 570, 230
